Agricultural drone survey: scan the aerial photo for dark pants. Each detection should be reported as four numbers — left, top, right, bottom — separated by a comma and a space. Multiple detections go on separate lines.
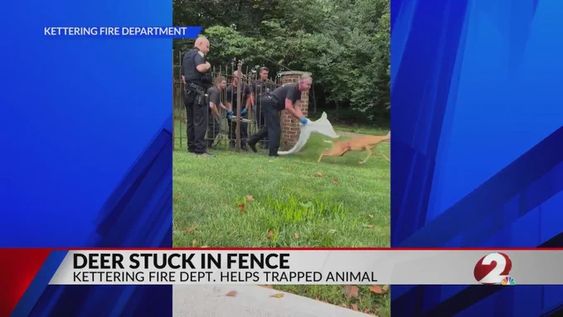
184, 88, 208, 154
228, 117, 248, 148
255, 101, 266, 127
207, 111, 220, 148
255, 102, 268, 148
249, 97, 280, 156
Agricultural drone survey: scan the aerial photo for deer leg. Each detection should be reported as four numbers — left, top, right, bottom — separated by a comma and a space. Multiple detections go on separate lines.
374, 143, 390, 162
359, 147, 373, 164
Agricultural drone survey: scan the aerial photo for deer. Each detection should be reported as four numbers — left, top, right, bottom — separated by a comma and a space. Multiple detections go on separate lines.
317, 132, 390, 164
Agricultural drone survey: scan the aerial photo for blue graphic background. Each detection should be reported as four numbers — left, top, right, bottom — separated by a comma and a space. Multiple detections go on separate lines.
0, 0, 181, 315
392, 0, 563, 316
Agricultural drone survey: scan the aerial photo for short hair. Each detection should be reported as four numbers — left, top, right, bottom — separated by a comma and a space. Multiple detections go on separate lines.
214, 75, 226, 85
259, 67, 269, 73
300, 73, 313, 82
194, 36, 208, 47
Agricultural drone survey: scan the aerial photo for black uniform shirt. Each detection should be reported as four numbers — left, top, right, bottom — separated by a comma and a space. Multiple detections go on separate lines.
252, 79, 277, 97
272, 83, 301, 110
182, 48, 206, 86
226, 84, 251, 110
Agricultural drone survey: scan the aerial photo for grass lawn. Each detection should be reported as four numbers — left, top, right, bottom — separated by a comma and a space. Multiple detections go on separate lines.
173, 128, 390, 315
332, 124, 388, 136
173, 134, 389, 247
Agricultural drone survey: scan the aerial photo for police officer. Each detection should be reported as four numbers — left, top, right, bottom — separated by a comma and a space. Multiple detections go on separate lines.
251, 67, 277, 129
181, 36, 212, 155
248, 74, 313, 157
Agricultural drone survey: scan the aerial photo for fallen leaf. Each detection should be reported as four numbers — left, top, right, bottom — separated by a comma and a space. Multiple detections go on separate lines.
270, 293, 284, 298
238, 203, 246, 213
267, 229, 274, 240
191, 239, 197, 246
328, 229, 337, 234
362, 224, 374, 229
314, 172, 324, 177
293, 232, 300, 239
245, 195, 254, 202
225, 290, 237, 297
351, 304, 359, 311
368, 214, 374, 219
331, 178, 339, 185
344, 285, 359, 299
184, 225, 198, 234
369, 285, 388, 295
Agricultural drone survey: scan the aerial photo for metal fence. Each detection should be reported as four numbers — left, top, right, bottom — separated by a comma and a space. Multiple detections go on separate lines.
173, 55, 284, 151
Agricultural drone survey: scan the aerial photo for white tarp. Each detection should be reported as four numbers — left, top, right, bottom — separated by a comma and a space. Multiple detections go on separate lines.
278, 112, 339, 155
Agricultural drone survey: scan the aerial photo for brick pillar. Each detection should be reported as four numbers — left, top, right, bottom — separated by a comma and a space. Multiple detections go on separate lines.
279, 71, 311, 150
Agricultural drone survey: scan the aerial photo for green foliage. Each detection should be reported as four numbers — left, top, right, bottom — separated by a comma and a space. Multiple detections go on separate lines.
174, 0, 390, 124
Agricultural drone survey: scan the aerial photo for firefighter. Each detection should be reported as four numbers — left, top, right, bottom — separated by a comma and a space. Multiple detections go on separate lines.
248, 74, 312, 157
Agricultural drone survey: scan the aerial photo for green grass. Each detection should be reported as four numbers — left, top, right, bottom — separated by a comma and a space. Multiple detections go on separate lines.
332, 124, 388, 136
173, 129, 390, 316
174, 134, 389, 247
274, 285, 390, 316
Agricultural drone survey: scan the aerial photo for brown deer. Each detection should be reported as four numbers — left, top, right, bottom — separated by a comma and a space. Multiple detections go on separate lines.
317, 132, 390, 164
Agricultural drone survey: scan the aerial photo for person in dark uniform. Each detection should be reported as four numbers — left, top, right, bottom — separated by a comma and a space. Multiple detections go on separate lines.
206, 76, 227, 148
248, 74, 312, 157
251, 67, 277, 134
225, 71, 252, 150
181, 36, 212, 155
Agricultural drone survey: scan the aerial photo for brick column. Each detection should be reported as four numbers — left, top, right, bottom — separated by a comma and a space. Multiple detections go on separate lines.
279, 71, 311, 150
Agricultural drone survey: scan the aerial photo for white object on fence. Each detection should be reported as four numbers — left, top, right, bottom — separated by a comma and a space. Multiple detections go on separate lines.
278, 112, 339, 155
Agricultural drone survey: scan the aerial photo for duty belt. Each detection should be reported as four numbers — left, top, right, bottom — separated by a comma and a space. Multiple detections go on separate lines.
186, 82, 205, 95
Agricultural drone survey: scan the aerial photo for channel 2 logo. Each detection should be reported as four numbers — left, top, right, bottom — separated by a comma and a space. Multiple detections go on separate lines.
474, 252, 516, 285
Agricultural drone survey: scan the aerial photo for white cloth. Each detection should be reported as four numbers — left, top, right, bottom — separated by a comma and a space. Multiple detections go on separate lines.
278, 112, 339, 155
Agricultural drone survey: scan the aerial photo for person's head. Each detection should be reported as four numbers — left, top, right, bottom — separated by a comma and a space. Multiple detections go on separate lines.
232, 70, 243, 85
194, 36, 210, 54
214, 75, 227, 90
298, 74, 313, 92
259, 67, 269, 81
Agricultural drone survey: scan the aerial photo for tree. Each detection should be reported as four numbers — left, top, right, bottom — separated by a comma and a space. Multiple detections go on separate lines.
174, 0, 390, 125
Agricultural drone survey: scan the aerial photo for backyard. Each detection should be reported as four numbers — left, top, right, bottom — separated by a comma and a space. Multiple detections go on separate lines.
173, 126, 390, 316
173, 128, 389, 248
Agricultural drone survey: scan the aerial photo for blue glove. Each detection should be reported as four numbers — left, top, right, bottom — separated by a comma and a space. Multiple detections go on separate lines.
240, 108, 248, 116
227, 111, 234, 120
299, 116, 309, 125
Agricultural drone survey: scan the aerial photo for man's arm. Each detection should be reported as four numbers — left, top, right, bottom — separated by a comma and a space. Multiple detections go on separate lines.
194, 53, 211, 73
245, 93, 253, 112
284, 99, 304, 119
209, 102, 221, 119
218, 102, 229, 111
196, 62, 211, 73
